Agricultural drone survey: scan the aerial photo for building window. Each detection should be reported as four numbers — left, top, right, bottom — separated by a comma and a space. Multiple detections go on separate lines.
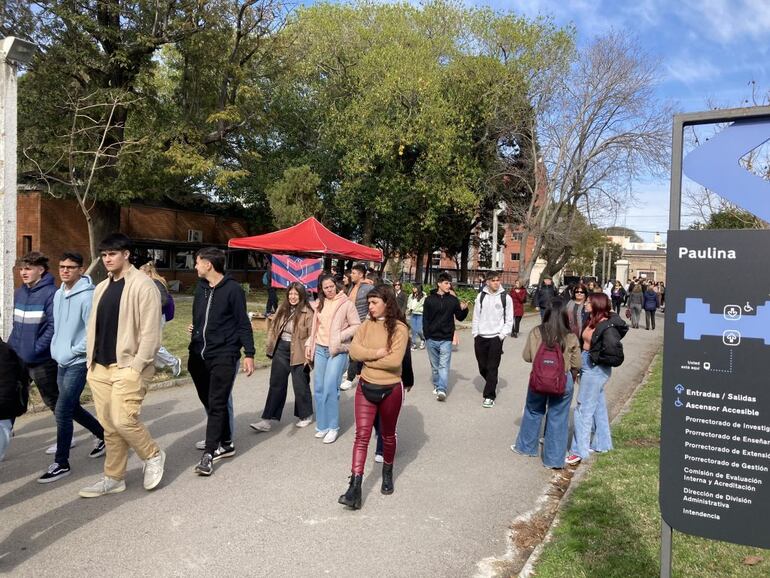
134, 247, 170, 269
22, 235, 32, 255
510, 253, 520, 261
510, 233, 522, 241
431, 250, 442, 269
175, 250, 196, 270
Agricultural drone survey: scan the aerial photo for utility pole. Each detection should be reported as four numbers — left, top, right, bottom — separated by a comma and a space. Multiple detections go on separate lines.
0, 37, 36, 338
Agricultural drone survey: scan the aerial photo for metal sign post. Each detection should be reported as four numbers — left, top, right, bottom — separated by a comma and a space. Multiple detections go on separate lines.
662, 105, 770, 578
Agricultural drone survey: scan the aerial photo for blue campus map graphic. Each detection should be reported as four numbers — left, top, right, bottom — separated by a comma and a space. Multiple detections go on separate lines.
676, 298, 770, 345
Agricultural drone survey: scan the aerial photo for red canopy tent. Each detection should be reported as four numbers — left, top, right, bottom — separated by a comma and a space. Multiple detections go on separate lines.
228, 217, 383, 262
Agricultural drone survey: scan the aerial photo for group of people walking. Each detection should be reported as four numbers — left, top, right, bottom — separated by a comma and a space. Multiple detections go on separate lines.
2, 248, 635, 509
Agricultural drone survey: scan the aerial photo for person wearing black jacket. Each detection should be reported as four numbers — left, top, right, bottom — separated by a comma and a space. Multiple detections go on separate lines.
0, 337, 29, 461
422, 272, 468, 401
189, 248, 256, 476
533, 276, 558, 320
566, 293, 628, 465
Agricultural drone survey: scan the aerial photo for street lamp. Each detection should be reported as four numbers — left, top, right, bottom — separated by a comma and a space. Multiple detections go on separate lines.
1, 36, 37, 338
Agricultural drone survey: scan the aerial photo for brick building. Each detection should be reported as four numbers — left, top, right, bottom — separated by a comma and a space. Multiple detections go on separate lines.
16, 189, 261, 289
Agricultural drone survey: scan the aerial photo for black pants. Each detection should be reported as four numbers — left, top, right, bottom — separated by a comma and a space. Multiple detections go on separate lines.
511, 316, 523, 336
474, 336, 503, 400
347, 359, 363, 382
188, 353, 239, 454
262, 340, 313, 421
645, 310, 656, 330
26, 358, 59, 412
613, 300, 622, 314
266, 287, 278, 314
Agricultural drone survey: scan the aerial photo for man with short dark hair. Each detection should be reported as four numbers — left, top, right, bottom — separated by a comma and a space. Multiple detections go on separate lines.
38, 252, 106, 483
339, 263, 373, 391
471, 272, 513, 408
423, 272, 468, 401
9, 252, 61, 453
189, 247, 255, 476
79, 233, 166, 498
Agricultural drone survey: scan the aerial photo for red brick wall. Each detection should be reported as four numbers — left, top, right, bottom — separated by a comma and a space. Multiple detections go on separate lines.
16, 191, 253, 288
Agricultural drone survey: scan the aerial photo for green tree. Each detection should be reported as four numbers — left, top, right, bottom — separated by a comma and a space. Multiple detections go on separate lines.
266, 166, 322, 229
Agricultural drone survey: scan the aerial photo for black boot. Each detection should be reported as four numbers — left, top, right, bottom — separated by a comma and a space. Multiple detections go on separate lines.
338, 474, 363, 509
381, 463, 394, 495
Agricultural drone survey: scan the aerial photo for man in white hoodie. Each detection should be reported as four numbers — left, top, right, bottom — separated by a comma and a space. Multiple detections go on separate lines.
471, 272, 513, 408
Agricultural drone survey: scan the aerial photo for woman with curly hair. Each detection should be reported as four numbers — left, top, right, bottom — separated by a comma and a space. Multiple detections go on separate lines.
338, 285, 409, 509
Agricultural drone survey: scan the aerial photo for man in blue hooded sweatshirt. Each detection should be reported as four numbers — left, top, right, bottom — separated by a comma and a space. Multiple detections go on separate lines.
37, 252, 106, 484
8, 252, 60, 446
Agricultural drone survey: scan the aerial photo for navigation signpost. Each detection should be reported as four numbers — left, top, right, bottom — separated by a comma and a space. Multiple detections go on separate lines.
662, 106, 770, 577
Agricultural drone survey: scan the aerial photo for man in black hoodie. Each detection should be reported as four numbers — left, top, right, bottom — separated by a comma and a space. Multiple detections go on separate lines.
189, 247, 255, 476
423, 272, 468, 401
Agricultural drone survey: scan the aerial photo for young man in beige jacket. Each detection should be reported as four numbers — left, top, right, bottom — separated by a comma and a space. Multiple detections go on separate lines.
79, 233, 165, 498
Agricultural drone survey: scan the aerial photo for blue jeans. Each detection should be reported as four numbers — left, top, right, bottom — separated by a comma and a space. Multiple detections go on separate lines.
313, 345, 348, 433
570, 351, 613, 459
426, 339, 452, 393
515, 374, 574, 468
55, 363, 104, 465
0, 419, 11, 461
411, 314, 424, 345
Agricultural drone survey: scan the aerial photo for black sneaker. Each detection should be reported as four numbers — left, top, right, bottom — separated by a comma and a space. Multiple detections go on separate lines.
212, 443, 235, 462
89, 439, 106, 458
194, 453, 214, 476
37, 463, 71, 484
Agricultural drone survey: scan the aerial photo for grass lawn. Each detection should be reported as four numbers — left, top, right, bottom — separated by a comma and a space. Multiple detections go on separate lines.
533, 356, 769, 578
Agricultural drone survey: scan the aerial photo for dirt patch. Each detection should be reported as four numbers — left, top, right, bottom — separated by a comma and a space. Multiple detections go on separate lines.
486, 467, 579, 576
625, 437, 661, 448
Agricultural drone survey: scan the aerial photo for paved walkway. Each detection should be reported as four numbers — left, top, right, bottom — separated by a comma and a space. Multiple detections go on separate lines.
0, 316, 663, 577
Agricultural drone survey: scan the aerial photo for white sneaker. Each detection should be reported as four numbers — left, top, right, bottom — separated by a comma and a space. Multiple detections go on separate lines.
249, 419, 272, 432
79, 476, 126, 498
143, 449, 166, 490
436, 390, 447, 402
323, 429, 339, 444
194, 439, 206, 450
45, 438, 76, 455
295, 417, 313, 428
374, 453, 384, 463
172, 357, 182, 377
339, 379, 354, 391
315, 429, 329, 439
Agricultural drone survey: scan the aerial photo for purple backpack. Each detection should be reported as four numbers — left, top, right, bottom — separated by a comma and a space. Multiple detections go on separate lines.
162, 292, 175, 322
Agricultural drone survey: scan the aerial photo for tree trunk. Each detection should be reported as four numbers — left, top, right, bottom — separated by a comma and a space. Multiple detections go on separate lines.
459, 234, 470, 283
84, 200, 122, 282
414, 247, 424, 287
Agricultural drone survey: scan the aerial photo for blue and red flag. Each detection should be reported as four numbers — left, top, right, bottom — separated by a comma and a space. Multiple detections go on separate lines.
271, 255, 323, 290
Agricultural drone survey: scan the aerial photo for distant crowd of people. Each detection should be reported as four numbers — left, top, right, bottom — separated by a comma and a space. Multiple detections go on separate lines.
1, 244, 638, 510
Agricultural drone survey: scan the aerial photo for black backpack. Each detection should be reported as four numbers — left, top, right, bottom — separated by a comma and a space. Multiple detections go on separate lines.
478, 292, 507, 322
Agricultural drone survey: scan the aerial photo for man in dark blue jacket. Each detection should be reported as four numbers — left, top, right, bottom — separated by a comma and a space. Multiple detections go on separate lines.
189, 247, 256, 476
8, 252, 60, 452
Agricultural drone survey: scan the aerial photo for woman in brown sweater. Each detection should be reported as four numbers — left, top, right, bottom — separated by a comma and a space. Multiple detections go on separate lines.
250, 282, 314, 432
339, 286, 409, 509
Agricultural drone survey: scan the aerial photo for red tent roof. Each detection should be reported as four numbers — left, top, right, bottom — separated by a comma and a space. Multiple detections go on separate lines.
228, 217, 383, 262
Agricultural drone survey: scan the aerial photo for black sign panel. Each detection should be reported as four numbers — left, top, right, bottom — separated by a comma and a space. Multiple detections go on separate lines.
661, 229, 770, 548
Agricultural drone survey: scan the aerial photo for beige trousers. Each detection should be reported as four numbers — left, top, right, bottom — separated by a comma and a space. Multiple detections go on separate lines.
87, 364, 160, 480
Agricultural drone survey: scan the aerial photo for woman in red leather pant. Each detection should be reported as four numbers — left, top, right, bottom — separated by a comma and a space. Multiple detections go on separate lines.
339, 285, 409, 509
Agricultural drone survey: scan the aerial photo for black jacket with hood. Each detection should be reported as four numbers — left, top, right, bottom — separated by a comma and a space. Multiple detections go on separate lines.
0, 338, 29, 420
588, 312, 628, 367
423, 290, 469, 341
189, 274, 256, 359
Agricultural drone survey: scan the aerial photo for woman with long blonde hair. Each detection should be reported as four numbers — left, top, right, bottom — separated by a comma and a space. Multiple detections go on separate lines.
139, 261, 181, 376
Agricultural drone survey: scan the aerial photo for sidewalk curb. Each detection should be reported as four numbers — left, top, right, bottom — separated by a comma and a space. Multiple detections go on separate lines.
517, 350, 662, 578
